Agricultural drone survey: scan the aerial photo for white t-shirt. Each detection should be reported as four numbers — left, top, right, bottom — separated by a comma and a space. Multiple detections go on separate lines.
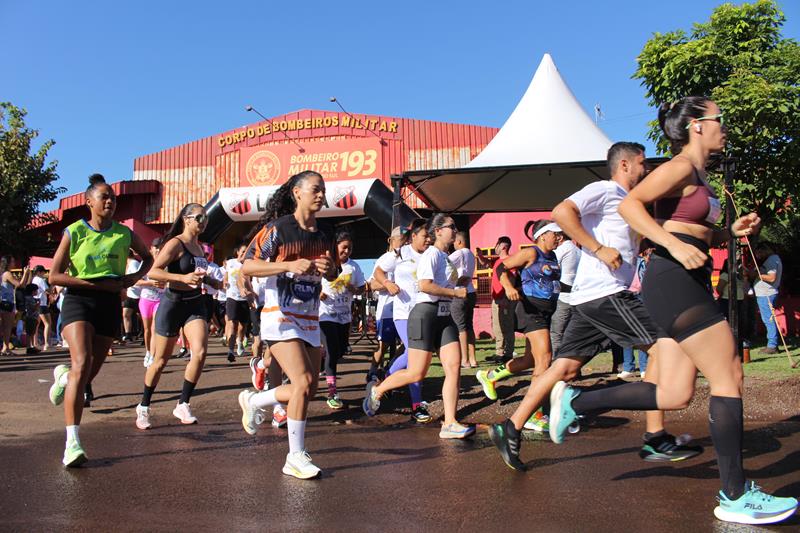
203, 262, 224, 298
448, 248, 476, 294
754, 254, 782, 297
377, 245, 424, 321
319, 258, 366, 324
371, 250, 397, 320
33, 276, 49, 306
251, 276, 267, 307
415, 246, 458, 305
555, 240, 581, 305
225, 259, 247, 301
139, 274, 163, 301
215, 266, 227, 302
567, 180, 638, 306
125, 259, 142, 298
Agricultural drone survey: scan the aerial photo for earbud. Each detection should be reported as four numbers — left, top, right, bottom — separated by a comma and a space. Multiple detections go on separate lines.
694, 124, 702, 133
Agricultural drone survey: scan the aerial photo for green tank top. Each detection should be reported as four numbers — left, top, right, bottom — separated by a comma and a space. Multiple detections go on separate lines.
66, 220, 132, 279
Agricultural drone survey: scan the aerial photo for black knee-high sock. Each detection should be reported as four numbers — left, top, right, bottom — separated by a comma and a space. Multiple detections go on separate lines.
180, 379, 197, 404
571, 382, 658, 414
141, 385, 156, 407
709, 396, 745, 500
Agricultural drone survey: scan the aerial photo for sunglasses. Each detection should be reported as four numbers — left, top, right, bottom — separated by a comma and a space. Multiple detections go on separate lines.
686, 113, 724, 129
440, 223, 457, 231
185, 213, 207, 224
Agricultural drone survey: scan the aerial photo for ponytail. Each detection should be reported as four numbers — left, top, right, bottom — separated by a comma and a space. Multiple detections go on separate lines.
162, 203, 203, 244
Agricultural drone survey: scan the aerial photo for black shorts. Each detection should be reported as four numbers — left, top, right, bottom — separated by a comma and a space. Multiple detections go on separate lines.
555, 291, 663, 360
154, 289, 208, 338
225, 299, 251, 324
250, 305, 263, 335
407, 301, 460, 352
215, 301, 226, 323
203, 294, 216, 323
450, 292, 477, 333
515, 295, 556, 334
642, 233, 726, 342
320, 321, 349, 360
0, 301, 14, 313
61, 288, 121, 338
123, 297, 140, 310
39, 305, 50, 315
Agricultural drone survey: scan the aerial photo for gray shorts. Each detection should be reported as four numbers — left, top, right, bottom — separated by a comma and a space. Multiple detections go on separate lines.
407, 302, 460, 352
450, 292, 476, 333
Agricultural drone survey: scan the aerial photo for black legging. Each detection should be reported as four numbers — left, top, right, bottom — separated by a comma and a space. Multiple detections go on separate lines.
321, 321, 349, 377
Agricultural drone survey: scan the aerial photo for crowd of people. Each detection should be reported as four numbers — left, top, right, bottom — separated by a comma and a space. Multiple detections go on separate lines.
1, 96, 796, 525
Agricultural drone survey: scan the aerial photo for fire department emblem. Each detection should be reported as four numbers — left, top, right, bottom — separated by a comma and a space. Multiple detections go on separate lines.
333, 186, 357, 209
227, 192, 252, 216
245, 150, 281, 186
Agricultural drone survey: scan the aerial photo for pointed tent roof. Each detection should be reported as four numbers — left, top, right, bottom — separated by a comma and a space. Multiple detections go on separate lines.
400, 54, 616, 213
467, 53, 612, 167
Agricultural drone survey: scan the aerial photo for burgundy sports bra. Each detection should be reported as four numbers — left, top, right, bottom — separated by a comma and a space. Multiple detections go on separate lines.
653, 166, 721, 227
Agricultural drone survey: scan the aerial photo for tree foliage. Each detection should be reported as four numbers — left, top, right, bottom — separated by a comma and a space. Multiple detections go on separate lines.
0, 102, 64, 257
634, 0, 800, 228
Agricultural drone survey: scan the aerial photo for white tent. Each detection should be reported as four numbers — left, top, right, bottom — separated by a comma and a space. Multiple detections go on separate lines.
400, 54, 617, 213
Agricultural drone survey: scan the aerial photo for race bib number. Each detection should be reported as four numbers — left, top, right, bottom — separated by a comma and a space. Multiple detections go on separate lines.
706, 197, 722, 225
437, 301, 451, 317
194, 257, 209, 272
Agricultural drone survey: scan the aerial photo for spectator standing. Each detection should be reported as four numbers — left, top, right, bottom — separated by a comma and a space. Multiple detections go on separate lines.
753, 243, 782, 354
489, 236, 515, 363
450, 231, 478, 368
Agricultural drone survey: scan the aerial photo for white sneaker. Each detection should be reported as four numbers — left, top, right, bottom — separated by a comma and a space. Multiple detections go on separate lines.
236, 343, 244, 357
135, 404, 151, 430
172, 402, 198, 424
641, 371, 646, 380
238, 390, 258, 435
272, 405, 288, 428
282, 451, 321, 479
616, 370, 635, 379
143, 351, 153, 368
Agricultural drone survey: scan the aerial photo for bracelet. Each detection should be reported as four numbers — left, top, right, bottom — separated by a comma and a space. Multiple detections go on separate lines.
592, 244, 603, 254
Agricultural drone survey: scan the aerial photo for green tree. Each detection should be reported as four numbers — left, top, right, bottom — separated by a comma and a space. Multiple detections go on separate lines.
0, 102, 64, 257
634, 0, 799, 227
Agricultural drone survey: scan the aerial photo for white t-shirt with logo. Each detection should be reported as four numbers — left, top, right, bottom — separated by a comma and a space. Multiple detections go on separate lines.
555, 240, 581, 305
319, 258, 365, 324
372, 250, 397, 321
567, 180, 638, 306
448, 248, 476, 294
377, 245, 425, 321
415, 246, 458, 305
225, 259, 247, 301
33, 276, 49, 306
125, 259, 142, 298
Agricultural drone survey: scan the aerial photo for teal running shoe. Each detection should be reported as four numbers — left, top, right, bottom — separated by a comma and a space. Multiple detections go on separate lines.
714, 481, 798, 525
49, 364, 70, 406
549, 381, 579, 444
62, 438, 87, 468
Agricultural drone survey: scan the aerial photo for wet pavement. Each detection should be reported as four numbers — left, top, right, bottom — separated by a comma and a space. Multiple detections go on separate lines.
1, 342, 798, 532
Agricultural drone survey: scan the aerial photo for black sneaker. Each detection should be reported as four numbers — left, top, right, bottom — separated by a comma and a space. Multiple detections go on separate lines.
488, 420, 526, 471
227, 350, 236, 363
639, 432, 703, 462
180, 348, 191, 360
411, 404, 432, 424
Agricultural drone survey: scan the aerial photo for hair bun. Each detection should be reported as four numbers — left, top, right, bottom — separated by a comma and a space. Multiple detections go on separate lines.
88, 173, 106, 186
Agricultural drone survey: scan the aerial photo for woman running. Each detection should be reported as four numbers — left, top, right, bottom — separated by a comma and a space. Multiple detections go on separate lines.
319, 230, 365, 409
372, 218, 433, 423
47, 174, 152, 466
548, 98, 797, 524
135, 203, 216, 429
477, 220, 562, 431
237, 170, 337, 479
1, 259, 31, 355
363, 214, 474, 439
137, 238, 164, 368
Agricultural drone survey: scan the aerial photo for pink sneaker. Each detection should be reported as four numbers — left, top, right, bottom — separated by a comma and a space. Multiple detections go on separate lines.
172, 402, 198, 424
249, 357, 266, 391
272, 405, 288, 428
135, 404, 151, 430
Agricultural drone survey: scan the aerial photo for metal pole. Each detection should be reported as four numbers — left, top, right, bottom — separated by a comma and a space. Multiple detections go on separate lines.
391, 174, 402, 231
724, 156, 743, 360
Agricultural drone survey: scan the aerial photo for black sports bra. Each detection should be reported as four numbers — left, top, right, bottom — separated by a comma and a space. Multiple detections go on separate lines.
166, 240, 208, 294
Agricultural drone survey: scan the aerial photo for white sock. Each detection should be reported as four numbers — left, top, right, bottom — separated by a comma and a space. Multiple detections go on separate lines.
66, 425, 80, 445
257, 359, 266, 370
287, 418, 306, 454
249, 388, 278, 410
58, 371, 69, 387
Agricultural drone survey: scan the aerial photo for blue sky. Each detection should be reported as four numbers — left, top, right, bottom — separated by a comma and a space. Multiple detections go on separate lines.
3, 1, 798, 210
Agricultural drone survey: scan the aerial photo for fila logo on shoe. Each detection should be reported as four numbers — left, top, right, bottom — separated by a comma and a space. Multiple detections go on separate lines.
744, 504, 763, 510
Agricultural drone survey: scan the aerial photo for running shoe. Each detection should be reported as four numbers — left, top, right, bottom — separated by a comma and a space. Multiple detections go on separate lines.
476, 369, 498, 401
326, 394, 344, 410
362, 380, 380, 416
272, 405, 288, 428
236, 343, 244, 357
549, 380, 580, 444
143, 351, 152, 368
488, 420, 526, 471
439, 422, 475, 439
411, 404, 432, 424
227, 350, 236, 363
49, 364, 69, 406
639, 432, 703, 462
220, 336, 227, 347
523, 409, 549, 433
282, 451, 321, 479
249, 357, 266, 391
616, 370, 636, 379
238, 390, 258, 435
172, 402, 198, 424
242, 337, 248, 349
62, 438, 88, 468
714, 481, 798, 525
255, 408, 268, 425
84, 383, 94, 408
135, 404, 151, 430
178, 347, 188, 359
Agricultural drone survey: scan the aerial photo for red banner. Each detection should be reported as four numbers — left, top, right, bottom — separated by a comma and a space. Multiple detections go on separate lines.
239, 138, 382, 187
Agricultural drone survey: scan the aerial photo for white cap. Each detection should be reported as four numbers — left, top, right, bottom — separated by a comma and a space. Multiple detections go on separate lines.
533, 222, 562, 240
